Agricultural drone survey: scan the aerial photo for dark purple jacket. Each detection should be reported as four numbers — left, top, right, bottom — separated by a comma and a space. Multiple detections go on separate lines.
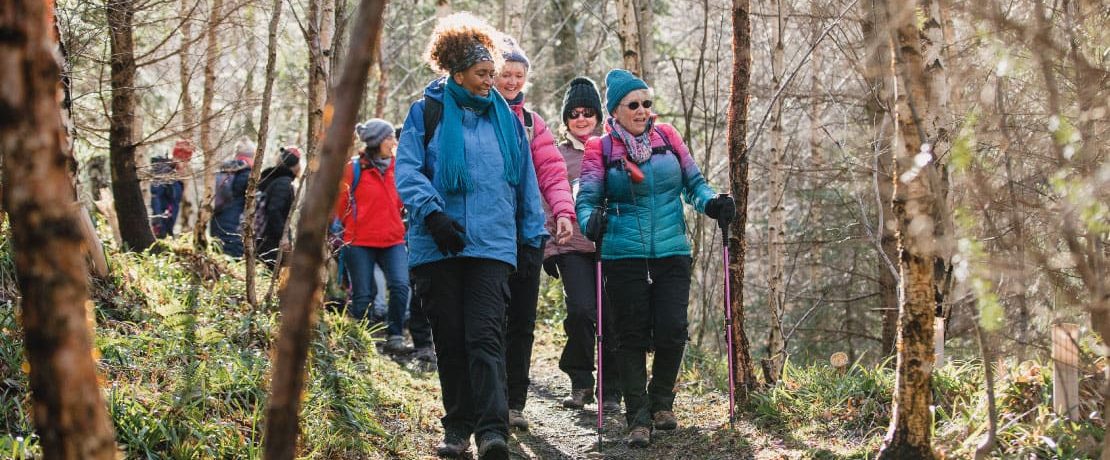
544, 133, 596, 260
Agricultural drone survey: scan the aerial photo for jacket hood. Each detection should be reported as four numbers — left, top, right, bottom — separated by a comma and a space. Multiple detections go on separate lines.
422, 77, 447, 103
259, 165, 296, 190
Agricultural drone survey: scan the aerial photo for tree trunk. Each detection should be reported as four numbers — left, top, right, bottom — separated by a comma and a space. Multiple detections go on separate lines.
178, 0, 197, 234
306, 0, 335, 160
243, 0, 284, 308
194, 0, 223, 250
726, 0, 757, 402
262, 0, 386, 458
504, 0, 524, 41
107, 0, 156, 252
860, 0, 898, 357
764, 0, 786, 384
0, 0, 118, 455
616, 0, 653, 83
876, 0, 938, 458
807, 0, 822, 286
549, 0, 579, 89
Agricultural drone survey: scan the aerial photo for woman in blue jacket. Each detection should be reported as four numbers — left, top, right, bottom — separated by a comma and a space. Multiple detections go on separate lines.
576, 69, 734, 448
394, 13, 547, 460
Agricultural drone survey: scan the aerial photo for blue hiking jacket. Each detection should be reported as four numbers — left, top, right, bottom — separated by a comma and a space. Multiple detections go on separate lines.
395, 78, 548, 269
575, 122, 717, 260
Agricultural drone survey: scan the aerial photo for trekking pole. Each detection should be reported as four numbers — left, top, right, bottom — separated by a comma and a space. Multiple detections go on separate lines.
594, 206, 607, 453
718, 194, 736, 430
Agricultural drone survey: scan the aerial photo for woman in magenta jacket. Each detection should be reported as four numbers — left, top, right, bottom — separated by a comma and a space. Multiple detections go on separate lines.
494, 38, 575, 430
333, 118, 410, 353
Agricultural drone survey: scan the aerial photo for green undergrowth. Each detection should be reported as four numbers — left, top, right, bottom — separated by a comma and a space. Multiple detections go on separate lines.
750, 357, 1105, 459
0, 224, 438, 459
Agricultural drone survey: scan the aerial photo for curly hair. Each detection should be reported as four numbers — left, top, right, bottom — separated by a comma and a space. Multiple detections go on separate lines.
423, 12, 505, 75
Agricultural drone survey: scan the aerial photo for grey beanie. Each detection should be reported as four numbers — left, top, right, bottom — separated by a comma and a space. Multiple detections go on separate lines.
355, 119, 395, 149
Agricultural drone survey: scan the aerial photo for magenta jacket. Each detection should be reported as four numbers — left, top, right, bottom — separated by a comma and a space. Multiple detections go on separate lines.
544, 133, 597, 259
508, 99, 576, 223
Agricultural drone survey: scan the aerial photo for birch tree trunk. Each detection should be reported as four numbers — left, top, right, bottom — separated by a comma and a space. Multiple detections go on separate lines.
306, 0, 335, 160
243, 0, 284, 308
876, 0, 939, 457
194, 0, 223, 250
726, 0, 757, 402
764, 0, 786, 384
107, 0, 156, 252
262, 0, 386, 457
616, 0, 653, 83
0, 0, 118, 455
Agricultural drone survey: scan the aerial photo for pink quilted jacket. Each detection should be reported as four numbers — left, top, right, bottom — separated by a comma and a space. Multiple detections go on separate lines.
508, 100, 575, 222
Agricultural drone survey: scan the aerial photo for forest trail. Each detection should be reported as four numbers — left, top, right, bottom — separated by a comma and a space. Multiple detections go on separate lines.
391, 323, 810, 460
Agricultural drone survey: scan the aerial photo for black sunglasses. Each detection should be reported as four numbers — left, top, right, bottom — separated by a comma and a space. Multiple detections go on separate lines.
568, 108, 597, 119
620, 100, 653, 111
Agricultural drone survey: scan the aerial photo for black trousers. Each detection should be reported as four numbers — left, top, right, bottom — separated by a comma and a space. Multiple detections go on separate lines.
505, 244, 543, 410
412, 258, 512, 440
406, 275, 434, 349
603, 256, 691, 428
554, 252, 621, 398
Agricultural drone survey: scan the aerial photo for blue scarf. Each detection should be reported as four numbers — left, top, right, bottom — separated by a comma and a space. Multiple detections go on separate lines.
438, 78, 522, 193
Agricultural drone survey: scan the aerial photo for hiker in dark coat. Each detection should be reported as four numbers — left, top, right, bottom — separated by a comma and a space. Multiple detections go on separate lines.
394, 12, 546, 460
210, 141, 255, 257
256, 146, 301, 269
544, 76, 623, 413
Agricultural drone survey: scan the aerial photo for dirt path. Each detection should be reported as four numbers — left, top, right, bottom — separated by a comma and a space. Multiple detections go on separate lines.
505, 327, 807, 460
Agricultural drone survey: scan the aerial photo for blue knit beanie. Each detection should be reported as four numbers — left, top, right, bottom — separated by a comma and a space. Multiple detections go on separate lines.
604, 69, 649, 114
501, 37, 530, 70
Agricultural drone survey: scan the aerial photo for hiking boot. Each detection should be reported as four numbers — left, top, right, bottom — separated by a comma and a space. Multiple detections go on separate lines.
653, 410, 678, 430
413, 347, 437, 372
435, 432, 470, 458
601, 397, 622, 413
508, 409, 529, 430
384, 335, 408, 354
477, 433, 509, 460
626, 426, 651, 448
561, 388, 594, 409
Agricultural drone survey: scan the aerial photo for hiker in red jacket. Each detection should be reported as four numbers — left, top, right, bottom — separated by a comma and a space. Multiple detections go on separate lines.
333, 118, 410, 354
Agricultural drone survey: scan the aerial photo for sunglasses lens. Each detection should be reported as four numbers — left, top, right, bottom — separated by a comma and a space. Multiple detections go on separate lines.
628, 102, 639, 110
642, 100, 653, 109
570, 108, 596, 119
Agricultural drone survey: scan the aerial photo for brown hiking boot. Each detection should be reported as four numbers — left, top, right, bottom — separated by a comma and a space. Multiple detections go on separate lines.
653, 410, 678, 430
508, 409, 529, 430
561, 388, 595, 409
626, 426, 651, 447
435, 432, 470, 458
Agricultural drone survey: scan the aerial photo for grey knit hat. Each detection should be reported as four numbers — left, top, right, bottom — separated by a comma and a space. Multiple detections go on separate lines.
355, 118, 395, 149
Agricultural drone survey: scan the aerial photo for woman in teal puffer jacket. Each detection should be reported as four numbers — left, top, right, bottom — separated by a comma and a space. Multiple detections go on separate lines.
575, 69, 734, 448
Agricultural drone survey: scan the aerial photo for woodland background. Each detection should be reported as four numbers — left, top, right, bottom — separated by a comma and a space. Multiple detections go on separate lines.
0, 0, 1107, 458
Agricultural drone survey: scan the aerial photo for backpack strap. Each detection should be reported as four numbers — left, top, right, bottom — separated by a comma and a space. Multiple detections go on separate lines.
522, 108, 535, 143
423, 97, 443, 149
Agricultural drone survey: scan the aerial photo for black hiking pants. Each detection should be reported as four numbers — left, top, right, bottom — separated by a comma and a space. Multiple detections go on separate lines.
505, 243, 544, 411
554, 252, 622, 399
412, 258, 512, 441
603, 256, 691, 429
406, 273, 433, 349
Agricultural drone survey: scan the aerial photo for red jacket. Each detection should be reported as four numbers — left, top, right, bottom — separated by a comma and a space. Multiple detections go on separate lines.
333, 157, 405, 248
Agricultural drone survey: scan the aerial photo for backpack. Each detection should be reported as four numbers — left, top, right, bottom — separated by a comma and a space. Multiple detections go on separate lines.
421, 97, 534, 149
250, 187, 270, 241
213, 159, 248, 212
599, 126, 676, 186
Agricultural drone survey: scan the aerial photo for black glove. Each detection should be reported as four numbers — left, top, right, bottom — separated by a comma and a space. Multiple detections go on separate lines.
542, 258, 560, 279
705, 194, 736, 226
425, 211, 466, 255
584, 207, 607, 242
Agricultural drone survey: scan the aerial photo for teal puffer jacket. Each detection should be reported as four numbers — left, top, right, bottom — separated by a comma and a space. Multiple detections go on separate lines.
576, 122, 717, 260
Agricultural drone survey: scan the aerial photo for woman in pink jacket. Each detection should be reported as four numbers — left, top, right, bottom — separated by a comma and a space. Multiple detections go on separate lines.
495, 38, 575, 430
